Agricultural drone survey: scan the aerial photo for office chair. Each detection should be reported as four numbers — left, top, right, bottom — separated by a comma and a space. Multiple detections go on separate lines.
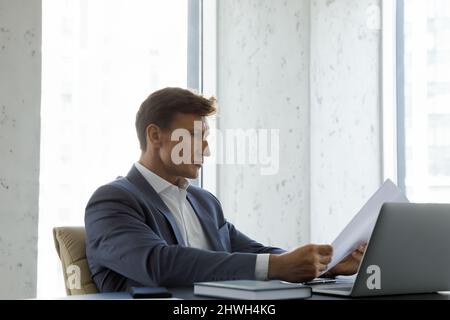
53, 226, 99, 295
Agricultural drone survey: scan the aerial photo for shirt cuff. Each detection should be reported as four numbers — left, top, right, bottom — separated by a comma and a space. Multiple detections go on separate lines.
254, 254, 270, 281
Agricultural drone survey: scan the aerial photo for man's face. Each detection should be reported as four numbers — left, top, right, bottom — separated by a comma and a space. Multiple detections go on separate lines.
158, 113, 210, 179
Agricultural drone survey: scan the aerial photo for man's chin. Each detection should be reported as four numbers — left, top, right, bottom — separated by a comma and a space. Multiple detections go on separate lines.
185, 165, 201, 179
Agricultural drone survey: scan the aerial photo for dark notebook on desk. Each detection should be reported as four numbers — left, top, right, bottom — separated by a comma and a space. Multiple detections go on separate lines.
194, 280, 311, 300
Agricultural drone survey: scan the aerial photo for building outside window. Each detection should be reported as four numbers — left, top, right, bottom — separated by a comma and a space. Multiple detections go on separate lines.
398, 0, 450, 202
38, 0, 192, 298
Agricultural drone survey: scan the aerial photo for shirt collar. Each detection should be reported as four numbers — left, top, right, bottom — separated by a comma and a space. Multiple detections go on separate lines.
134, 162, 189, 194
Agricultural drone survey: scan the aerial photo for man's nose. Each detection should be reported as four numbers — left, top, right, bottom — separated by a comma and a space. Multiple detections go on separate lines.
202, 140, 211, 157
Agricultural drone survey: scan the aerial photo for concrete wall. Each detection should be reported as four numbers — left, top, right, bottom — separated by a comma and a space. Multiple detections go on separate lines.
0, 0, 41, 299
217, 0, 382, 248
217, 0, 311, 249
310, 0, 382, 243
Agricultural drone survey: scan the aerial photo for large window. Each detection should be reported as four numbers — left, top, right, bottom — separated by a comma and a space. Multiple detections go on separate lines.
38, 0, 204, 297
395, 0, 450, 202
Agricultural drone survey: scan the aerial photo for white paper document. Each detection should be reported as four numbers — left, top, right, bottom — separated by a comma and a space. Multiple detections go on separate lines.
322, 179, 409, 275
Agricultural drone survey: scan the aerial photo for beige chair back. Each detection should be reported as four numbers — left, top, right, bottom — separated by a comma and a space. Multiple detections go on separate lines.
53, 226, 99, 295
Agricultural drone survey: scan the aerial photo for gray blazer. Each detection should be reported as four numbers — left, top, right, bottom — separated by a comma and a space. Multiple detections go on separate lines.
85, 165, 285, 292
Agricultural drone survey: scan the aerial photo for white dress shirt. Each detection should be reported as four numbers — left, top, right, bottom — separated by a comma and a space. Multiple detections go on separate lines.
134, 162, 269, 280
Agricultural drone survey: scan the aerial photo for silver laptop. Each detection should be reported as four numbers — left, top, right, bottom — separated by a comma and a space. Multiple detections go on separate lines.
312, 203, 450, 297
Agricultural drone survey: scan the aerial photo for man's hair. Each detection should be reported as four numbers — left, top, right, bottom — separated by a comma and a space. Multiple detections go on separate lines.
136, 87, 216, 151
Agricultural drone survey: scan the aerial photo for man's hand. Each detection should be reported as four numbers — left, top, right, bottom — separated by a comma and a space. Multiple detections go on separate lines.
268, 244, 333, 283
329, 244, 367, 276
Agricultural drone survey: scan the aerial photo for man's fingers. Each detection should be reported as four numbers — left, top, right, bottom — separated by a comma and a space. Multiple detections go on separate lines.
358, 244, 367, 253
352, 250, 363, 257
317, 263, 328, 272
352, 250, 364, 261
317, 245, 333, 256
319, 255, 332, 264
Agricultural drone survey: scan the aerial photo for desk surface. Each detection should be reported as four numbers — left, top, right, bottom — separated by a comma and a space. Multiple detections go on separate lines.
57, 287, 450, 300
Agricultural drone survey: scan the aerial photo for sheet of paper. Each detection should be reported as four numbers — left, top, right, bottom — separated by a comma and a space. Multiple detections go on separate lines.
322, 179, 409, 275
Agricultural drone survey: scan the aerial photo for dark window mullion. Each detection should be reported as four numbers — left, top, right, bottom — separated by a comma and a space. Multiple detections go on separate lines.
396, 0, 406, 194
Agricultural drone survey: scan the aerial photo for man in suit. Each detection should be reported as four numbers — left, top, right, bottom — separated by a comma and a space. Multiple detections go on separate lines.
85, 87, 365, 292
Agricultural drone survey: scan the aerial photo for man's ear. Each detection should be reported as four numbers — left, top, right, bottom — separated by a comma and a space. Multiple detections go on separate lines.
146, 124, 162, 148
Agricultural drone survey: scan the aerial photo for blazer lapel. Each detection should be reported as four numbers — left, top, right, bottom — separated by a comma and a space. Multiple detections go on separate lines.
126, 166, 186, 246
186, 191, 225, 251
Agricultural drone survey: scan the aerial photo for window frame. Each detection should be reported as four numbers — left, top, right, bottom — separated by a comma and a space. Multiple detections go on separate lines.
395, 0, 406, 194
384, 0, 450, 199
381, 0, 402, 188
198, 0, 218, 194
